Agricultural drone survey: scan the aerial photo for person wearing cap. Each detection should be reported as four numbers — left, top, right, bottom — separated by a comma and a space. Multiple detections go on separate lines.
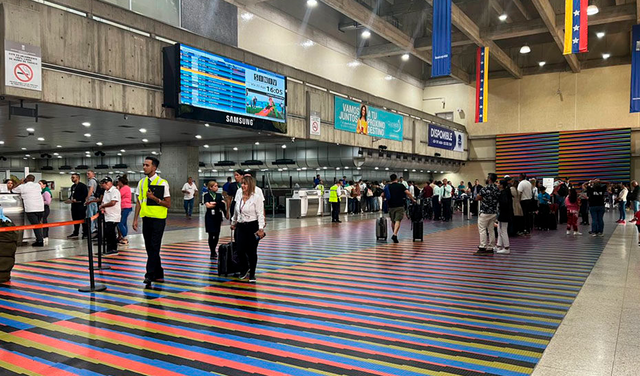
98, 177, 121, 255
133, 156, 171, 285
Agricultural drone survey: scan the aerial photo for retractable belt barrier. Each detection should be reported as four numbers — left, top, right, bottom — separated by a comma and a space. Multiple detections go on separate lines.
0, 212, 107, 293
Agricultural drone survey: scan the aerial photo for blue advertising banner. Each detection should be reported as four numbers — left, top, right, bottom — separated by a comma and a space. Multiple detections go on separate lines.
631, 25, 640, 113
428, 124, 465, 152
431, 0, 451, 78
334, 96, 403, 141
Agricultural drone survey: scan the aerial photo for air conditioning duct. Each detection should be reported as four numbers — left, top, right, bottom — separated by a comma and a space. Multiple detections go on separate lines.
199, 162, 206, 167
75, 165, 89, 170
241, 160, 264, 166
113, 163, 128, 169
273, 158, 296, 165
41, 166, 53, 171
95, 164, 109, 169
59, 165, 72, 170
214, 160, 236, 167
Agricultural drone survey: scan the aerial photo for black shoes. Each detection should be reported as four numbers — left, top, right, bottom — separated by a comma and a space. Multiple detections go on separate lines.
104, 250, 118, 256
32, 242, 44, 247
391, 235, 399, 243
474, 247, 494, 256
67, 233, 79, 239
143, 277, 164, 285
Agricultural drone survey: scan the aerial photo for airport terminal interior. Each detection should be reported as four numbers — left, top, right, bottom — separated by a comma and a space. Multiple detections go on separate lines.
0, 0, 639, 375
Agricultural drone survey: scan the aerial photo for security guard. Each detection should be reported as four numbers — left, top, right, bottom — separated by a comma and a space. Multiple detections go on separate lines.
132, 156, 171, 286
329, 180, 343, 223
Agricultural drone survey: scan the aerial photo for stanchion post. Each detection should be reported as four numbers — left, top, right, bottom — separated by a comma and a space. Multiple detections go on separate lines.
79, 217, 106, 292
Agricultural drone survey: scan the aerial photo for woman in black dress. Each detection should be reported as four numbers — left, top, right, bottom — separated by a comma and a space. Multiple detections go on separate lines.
204, 180, 227, 259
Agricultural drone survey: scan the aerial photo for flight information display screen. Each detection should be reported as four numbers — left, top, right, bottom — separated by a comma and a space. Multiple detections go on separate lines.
178, 44, 286, 123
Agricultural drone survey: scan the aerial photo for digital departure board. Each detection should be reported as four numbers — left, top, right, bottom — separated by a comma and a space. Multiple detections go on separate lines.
163, 44, 287, 134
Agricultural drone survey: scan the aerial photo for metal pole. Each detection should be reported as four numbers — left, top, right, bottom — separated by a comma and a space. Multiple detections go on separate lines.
79, 217, 107, 292
96, 213, 110, 271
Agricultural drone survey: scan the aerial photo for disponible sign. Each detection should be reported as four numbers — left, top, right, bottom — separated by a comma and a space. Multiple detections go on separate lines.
4, 40, 41, 91
428, 124, 465, 152
334, 96, 403, 141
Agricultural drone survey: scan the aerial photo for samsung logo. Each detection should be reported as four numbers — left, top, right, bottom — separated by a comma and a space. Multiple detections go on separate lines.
226, 115, 254, 126
254, 74, 278, 85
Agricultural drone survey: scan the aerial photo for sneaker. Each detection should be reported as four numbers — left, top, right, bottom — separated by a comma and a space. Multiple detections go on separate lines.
620, 220, 626, 225
574, 231, 582, 235
598, 233, 604, 237
239, 271, 250, 280
67, 233, 79, 239
249, 278, 256, 283
496, 248, 511, 254
566, 230, 571, 235
43, 238, 49, 245
118, 238, 129, 245
591, 233, 598, 237
391, 235, 399, 243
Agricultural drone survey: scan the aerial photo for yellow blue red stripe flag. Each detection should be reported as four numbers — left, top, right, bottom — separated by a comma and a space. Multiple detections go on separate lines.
475, 47, 488, 123
564, 0, 588, 54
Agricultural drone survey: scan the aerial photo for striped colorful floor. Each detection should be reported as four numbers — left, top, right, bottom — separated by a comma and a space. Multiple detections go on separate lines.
0, 217, 613, 375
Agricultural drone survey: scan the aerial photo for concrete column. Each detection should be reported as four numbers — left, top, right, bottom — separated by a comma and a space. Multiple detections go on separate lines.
158, 145, 200, 214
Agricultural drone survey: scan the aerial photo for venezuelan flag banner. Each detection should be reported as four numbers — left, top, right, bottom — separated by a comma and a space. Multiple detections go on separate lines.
563, 0, 588, 54
475, 47, 488, 123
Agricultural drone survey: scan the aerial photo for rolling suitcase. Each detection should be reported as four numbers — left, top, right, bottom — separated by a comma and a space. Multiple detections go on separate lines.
376, 217, 388, 241
217, 232, 243, 276
412, 220, 423, 242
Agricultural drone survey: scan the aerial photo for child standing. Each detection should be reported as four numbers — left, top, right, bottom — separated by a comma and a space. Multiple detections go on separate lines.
566, 188, 582, 235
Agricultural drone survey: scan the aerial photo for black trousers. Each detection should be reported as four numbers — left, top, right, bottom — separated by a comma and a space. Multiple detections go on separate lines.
42, 205, 50, 238
236, 221, 259, 279
331, 202, 340, 221
521, 199, 534, 233
208, 231, 220, 257
105, 221, 118, 252
432, 196, 441, 220
142, 217, 166, 280
442, 197, 452, 221
26, 212, 44, 243
71, 205, 88, 236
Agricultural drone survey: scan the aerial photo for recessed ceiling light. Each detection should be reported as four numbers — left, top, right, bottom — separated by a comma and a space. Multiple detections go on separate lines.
384, 75, 394, 81
53, 152, 59, 156
84, 133, 91, 137
401, 53, 410, 61
520, 45, 531, 54
57, 156, 62, 159
23, 157, 27, 160
357, 167, 361, 170
587, 4, 599, 15
301, 40, 314, 48
347, 60, 361, 68
385, 167, 389, 171
602, 53, 611, 59
498, 14, 508, 21
37, 137, 45, 141
139, 128, 147, 133
233, 147, 238, 151
0, 141, 4, 145
361, 30, 371, 39
539, 61, 546, 67
240, 12, 254, 21
117, 153, 122, 156
96, 142, 103, 146
82, 122, 91, 127
120, 149, 125, 153
323, 167, 327, 170
142, 138, 148, 142
281, 144, 286, 149
26, 128, 35, 132
255, 141, 259, 145
307, 0, 318, 7
204, 144, 209, 148
56, 145, 62, 148
412, 169, 416, 172
204, 123, 210, 127
25, 154, 30, 157
596, 31, 605, 39
151, 151, 158, 155
195, 135, 202, 139
374, 167, 379, 170
440, 171, 445, 173
21, 147, 26, 151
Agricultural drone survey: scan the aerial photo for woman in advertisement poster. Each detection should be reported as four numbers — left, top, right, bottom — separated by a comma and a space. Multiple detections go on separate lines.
356, 104, 368, 135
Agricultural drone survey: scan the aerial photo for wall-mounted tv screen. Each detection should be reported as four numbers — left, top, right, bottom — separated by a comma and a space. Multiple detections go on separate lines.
163, 44, 287, 133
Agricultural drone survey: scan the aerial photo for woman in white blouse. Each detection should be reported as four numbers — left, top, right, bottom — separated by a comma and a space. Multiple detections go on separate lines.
231, 175, 265, 283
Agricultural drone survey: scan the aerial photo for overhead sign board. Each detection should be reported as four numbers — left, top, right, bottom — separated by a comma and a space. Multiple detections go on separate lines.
334, 96, 403, 141
428, 124, 465, 153
4, 40, 41, 91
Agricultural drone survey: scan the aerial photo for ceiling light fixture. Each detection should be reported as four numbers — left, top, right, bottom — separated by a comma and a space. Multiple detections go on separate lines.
204, 144, 210, 148
56, 145, 62, 148
233, 147, 238, 151
301, 40, 314, 48
602, 53, 610, 59
539, 61, 546, 67
281, 144, 287, 149
37, 137, 45, 141
84, 133, 91, 137
139, 128, 147, 133
26, 128, 35, 132
384, 75, 394, 81
401, 53, 410, 61
142, 138, 148, 143
498, 14, 507, 21
0, 141, 3, 145
204, 123, 210, 127
82, 122, 91, 127
307, 0, 318, 7
520, 45, 531, 54
255, 141, 260, 145
195, 135, 202, 139
347, 60, 361, 68
361, 30, 371, 39
117, 153, 122, 156
240, 12, 254, 21
120, 149, 125, 153
596, 31, 605, 39
53, 152, 59, 156
587, 4, 599, 15
57, 155, 62, 159
96, 142, 103, 146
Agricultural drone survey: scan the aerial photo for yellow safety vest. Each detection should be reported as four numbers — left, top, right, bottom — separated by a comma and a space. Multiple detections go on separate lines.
140, 176, 168, 219
329, 184, 340, 203
317, 184, 324, 193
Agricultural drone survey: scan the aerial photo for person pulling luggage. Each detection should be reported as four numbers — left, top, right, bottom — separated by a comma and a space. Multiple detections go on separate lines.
382, 174, 416, 243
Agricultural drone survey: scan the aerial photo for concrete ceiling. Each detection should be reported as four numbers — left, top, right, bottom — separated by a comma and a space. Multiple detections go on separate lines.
262, 0, 636, 84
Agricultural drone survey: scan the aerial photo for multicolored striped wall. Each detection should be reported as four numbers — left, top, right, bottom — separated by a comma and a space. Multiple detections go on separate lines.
496, 128, 631, 183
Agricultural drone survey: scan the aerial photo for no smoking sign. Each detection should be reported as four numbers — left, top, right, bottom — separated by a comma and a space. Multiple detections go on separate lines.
14, 63, 33, 82
4, 40, 42, 91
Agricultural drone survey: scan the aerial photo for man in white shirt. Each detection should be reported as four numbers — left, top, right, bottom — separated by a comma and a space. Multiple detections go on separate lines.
98, 177, 121, 255
11, 175, 45, 247
517, 173, 534, 234
441, 178, 454, 222
432, 181, 443, 220
181, 177, 198, 219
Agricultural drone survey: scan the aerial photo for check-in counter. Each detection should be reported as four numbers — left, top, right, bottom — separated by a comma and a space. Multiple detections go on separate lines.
290, 189, 325, 217
0, 193, 25, 244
